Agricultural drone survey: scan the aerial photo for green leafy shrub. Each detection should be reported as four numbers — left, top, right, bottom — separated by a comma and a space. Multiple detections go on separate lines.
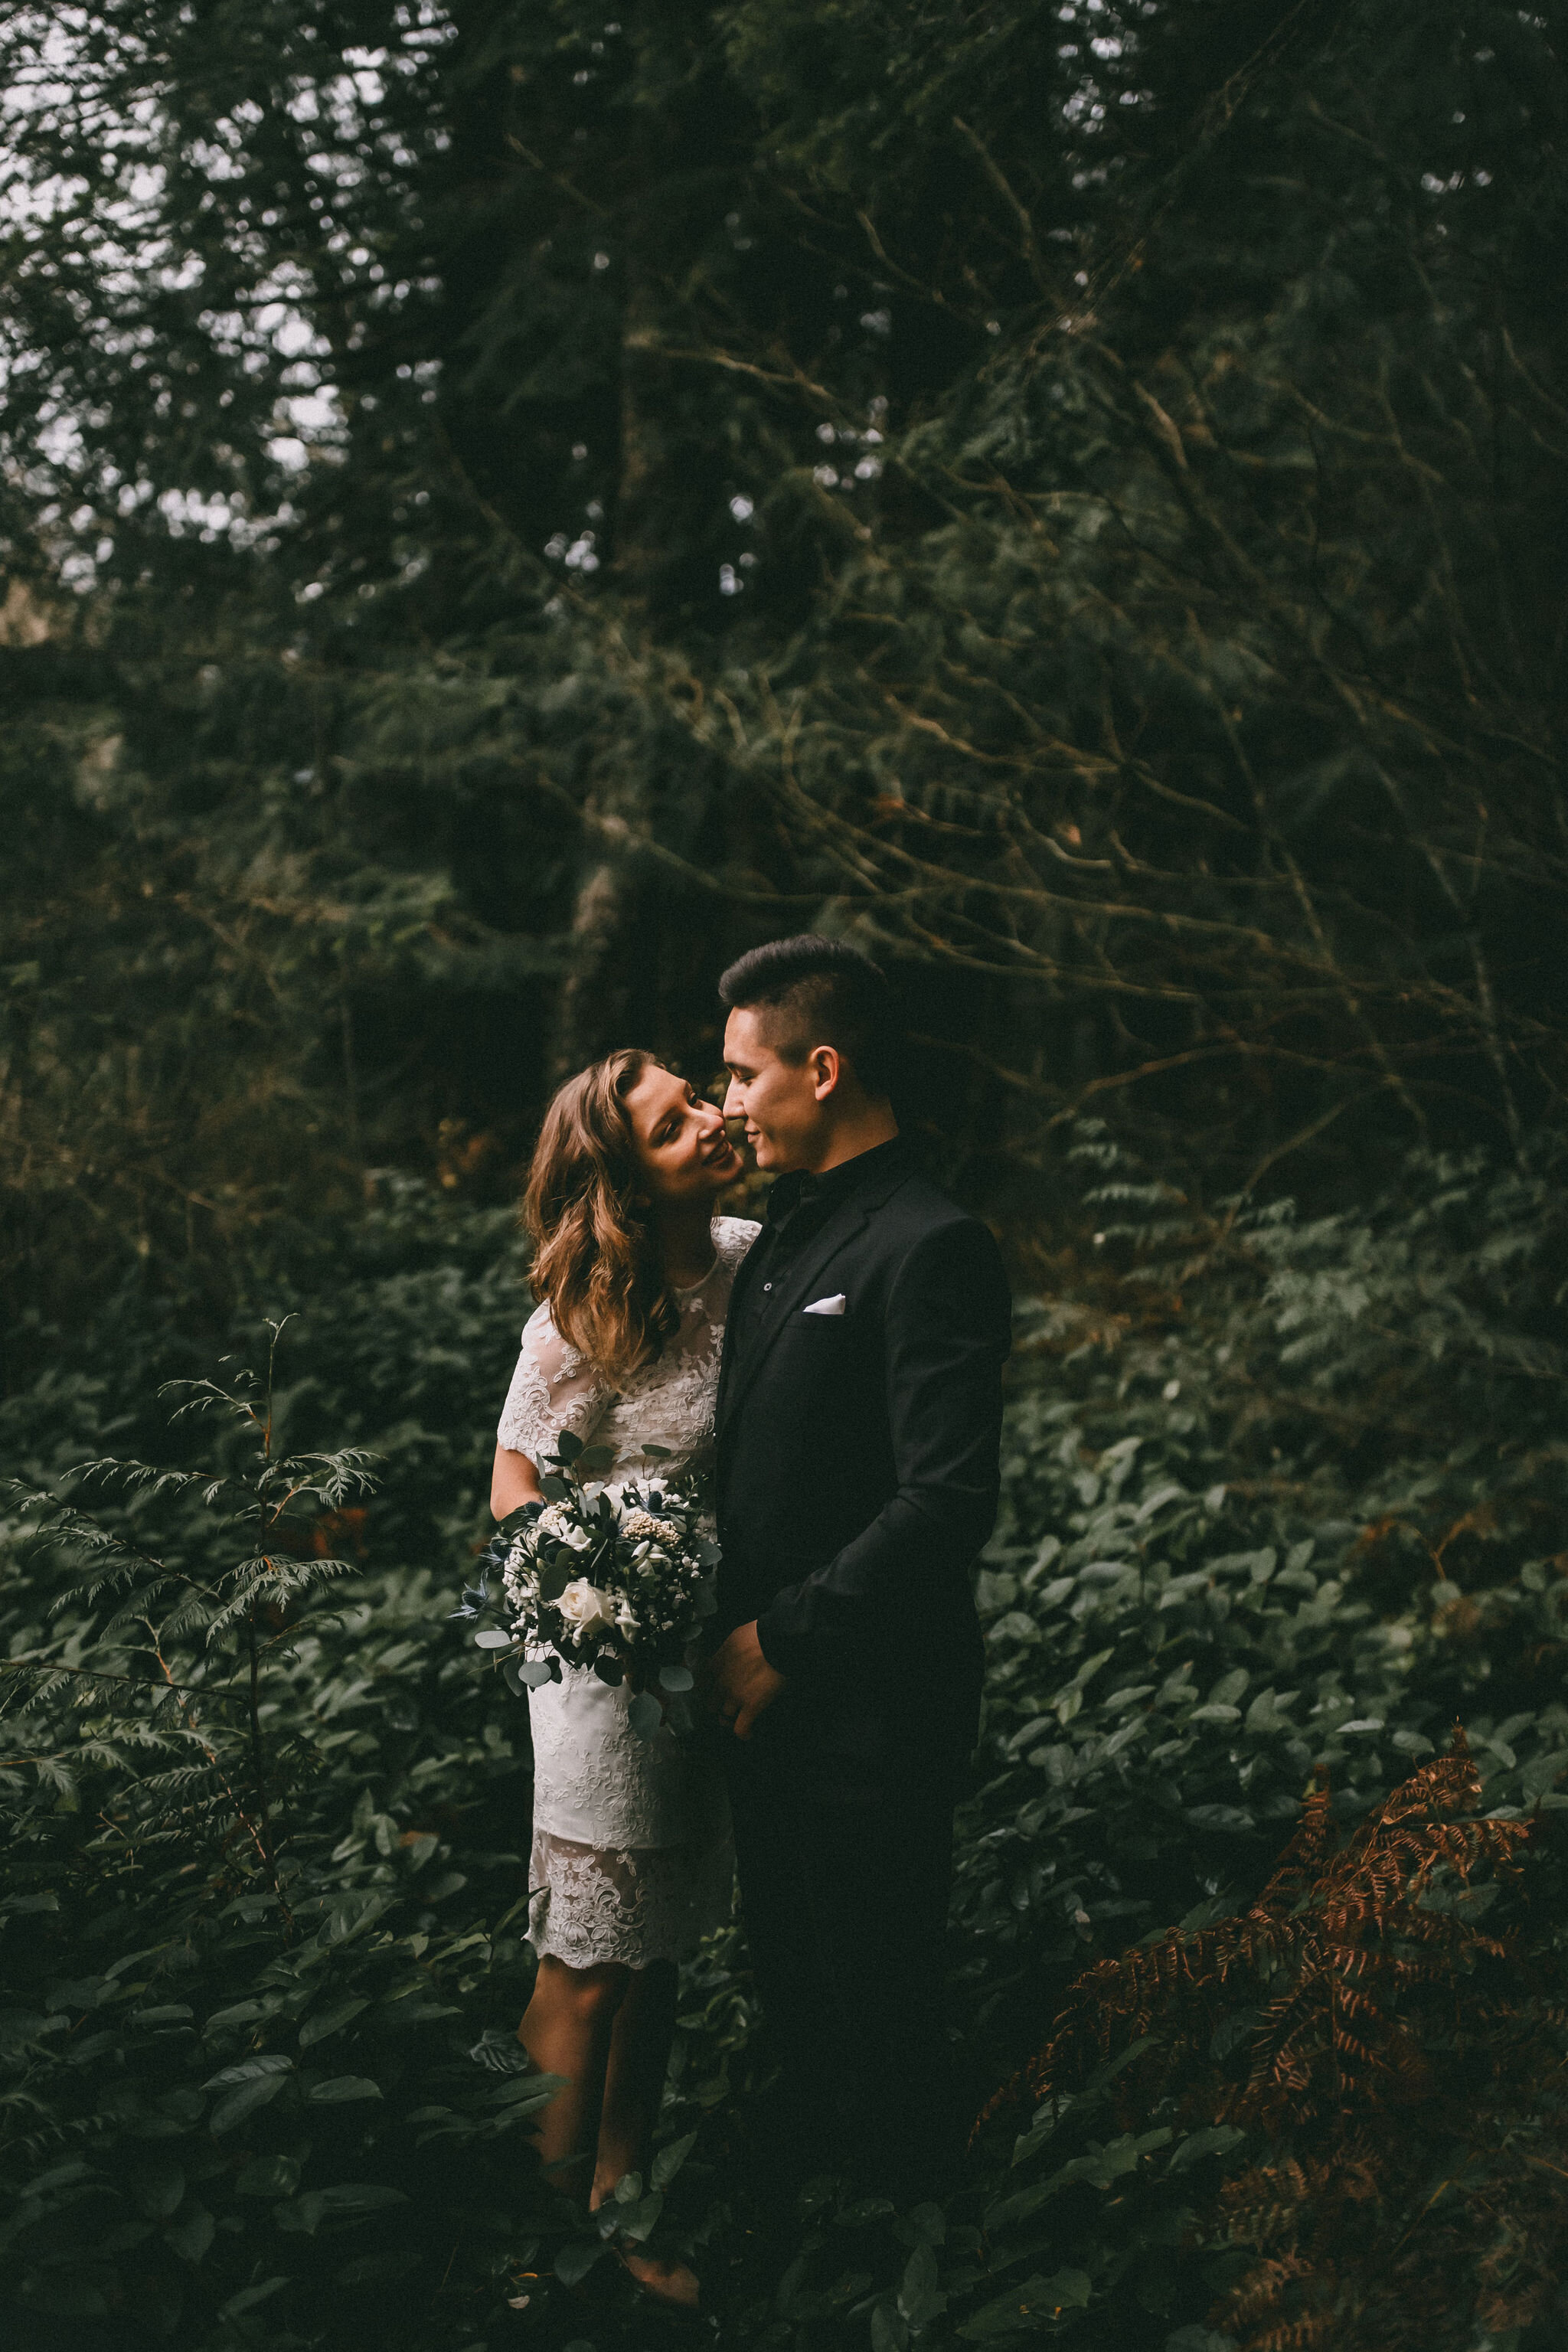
691, 1140, 1568, 2350
3, 1142, 1566, 2350
0, 1339, 558, 2348
962, 1137, 1568, 1998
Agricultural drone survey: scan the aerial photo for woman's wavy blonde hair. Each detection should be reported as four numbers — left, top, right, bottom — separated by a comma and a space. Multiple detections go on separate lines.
522, 1048, 683, 1387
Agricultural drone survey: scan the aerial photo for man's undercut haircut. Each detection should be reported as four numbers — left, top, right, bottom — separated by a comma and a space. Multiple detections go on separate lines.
719, 934, 900, 1098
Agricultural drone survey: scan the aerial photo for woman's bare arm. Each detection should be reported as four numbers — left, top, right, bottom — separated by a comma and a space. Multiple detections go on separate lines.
491, 1441, 544, 1520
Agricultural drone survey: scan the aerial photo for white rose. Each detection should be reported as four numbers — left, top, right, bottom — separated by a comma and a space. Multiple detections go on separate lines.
555, 1578, 618, 1635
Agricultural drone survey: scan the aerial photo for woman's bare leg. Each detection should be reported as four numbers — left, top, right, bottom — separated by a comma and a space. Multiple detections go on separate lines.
591, 1958, 678, 2203
590, 1960, 700, 2310
518, 1955, 628, 2199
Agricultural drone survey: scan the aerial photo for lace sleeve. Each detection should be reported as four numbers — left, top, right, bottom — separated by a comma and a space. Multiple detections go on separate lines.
496, 1304, 611, 1465
714, 1214, 762, 1270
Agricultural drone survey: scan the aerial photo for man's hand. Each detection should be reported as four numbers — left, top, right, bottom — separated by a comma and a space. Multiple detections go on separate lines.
705, 1621, 786, 1740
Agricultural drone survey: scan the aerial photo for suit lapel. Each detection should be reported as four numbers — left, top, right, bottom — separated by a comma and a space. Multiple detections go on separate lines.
716, 1223, 766, 1427
717, 1196, 872, 1441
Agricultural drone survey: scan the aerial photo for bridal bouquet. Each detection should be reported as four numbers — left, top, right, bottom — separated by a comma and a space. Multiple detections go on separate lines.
452, 1431, 719, 1739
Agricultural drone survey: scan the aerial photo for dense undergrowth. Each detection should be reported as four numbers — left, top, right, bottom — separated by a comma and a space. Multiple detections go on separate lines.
2, 1140, 1566, 2351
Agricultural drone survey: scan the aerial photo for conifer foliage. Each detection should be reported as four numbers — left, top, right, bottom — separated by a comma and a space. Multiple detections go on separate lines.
5, 0, 1568, 1341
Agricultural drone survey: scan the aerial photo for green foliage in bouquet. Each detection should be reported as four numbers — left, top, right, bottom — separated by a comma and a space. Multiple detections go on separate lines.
459, 1431, 718, 1739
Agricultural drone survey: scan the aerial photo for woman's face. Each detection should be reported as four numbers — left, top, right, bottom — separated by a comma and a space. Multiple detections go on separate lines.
622, 1063, 740, 1206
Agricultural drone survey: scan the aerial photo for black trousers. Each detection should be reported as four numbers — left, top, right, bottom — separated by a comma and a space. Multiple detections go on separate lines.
724, 1722, 960, 2200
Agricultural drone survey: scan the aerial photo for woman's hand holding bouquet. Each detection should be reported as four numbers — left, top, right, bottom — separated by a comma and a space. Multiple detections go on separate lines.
453, 1432, 718, 1739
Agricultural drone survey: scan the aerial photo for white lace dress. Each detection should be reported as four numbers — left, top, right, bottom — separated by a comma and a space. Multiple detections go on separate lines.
495, 1214, 760, 1969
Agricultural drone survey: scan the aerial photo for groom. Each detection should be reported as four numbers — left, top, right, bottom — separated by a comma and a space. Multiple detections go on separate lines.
706, 936, 1011, 2196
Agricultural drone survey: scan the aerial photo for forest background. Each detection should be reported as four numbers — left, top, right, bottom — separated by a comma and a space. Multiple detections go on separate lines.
2, 2, 1567, 2350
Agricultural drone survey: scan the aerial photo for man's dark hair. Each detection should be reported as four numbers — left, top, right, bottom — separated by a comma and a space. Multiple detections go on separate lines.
718, 935, 900, 1098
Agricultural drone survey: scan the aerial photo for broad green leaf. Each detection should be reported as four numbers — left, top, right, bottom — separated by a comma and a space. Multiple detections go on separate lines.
218, 2278, 290, 2319
652, 2130, 697, 2190
555, 2236, 609, 2285
131, 2160, 186, 2220
236, 2154, 301, 2198
300, 1997, 368, 2049
1168, 2125, 1247, 2174
872, 2303, 910, 2352
164, 2203, 216, 2264
204, 2055, 295, 2091
277, 2183, 407, 2236
204, 2004, 268, 2041
1521, 1748, 1568, 1800
306, 2076, 384, 2104
210, 2073, 289, 2135
958, 2268, 1092, 2339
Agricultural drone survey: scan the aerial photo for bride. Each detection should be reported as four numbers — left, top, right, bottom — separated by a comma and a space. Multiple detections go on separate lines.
490, 1048, 757, 2309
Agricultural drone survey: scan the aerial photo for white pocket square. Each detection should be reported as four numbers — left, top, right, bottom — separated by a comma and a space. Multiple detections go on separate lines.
802, 1293, 848, 1316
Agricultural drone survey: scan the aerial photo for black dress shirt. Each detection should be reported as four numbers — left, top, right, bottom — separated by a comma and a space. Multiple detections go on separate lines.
733, 1135, 910, 1348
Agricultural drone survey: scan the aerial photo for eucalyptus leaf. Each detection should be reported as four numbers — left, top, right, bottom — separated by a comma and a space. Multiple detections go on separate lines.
628, 1689, 663, 1740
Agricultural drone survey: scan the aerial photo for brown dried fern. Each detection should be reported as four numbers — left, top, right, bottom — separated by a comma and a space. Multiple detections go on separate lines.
982, 1730, 1568, 2352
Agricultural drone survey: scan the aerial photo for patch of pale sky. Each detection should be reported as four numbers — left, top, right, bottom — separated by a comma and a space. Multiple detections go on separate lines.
0, 9, 373, 539
187, 138, 251, 185
38, 412, 86, 472
0, 6, 462, 592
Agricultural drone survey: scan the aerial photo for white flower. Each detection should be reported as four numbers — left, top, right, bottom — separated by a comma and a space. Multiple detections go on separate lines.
556, 1579, 618, 1635
614, 1596, 641, 1636
536, 1504, 590, 1550
620, 1507, 681, 1547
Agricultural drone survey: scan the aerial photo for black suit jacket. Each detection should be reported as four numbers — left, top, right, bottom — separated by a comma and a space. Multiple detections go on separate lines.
714, 1142, 1011, 1790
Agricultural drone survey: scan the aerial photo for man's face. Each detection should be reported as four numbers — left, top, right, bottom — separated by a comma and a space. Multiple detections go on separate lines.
722, 1007, 831, 1174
